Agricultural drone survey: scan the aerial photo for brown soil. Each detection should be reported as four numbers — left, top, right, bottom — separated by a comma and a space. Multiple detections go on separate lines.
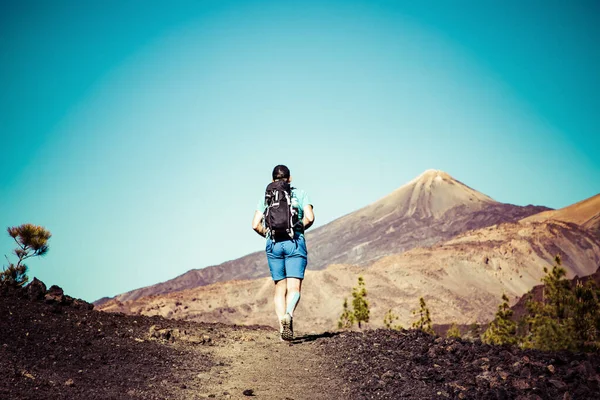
3, 282, 600, 399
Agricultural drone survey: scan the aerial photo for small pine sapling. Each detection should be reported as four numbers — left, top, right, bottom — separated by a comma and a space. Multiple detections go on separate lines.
522, 255, 575, 351
482, 293, 517, 345
352, 276, 370, 329
411, 297, 434, 334
1, 224, 52, 287
338, 297, 355, 329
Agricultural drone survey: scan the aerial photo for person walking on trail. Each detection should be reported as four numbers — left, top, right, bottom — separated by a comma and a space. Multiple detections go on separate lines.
252, 165, 315, 341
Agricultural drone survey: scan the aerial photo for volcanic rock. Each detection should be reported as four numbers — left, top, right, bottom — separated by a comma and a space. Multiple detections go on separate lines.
320, 329, 600, 399
26, 277, 46, 300
1, 282, 214, 399
45, 285, 66, 304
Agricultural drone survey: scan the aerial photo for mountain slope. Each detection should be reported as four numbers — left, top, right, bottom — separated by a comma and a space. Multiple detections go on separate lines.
97, 220, 600, 331
522, 192, 600, 235
100, 170, 549, 304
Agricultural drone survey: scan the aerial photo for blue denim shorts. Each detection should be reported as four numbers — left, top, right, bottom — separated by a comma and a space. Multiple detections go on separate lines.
266, 234, 308, 281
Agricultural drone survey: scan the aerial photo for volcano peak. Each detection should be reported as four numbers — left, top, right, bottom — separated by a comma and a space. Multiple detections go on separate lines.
370, 170, 498, 219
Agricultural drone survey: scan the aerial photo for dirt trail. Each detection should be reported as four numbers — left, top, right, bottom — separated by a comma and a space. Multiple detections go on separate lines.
200, 327, 349, 399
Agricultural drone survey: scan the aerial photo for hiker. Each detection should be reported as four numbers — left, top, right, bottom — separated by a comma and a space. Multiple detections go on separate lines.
252, 165, 314, 341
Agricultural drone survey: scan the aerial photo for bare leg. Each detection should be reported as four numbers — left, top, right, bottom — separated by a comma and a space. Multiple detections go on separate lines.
274, 279, 287, 323
285, 278, 303, 316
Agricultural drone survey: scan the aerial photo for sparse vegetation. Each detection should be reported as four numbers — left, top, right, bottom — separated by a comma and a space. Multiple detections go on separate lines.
338, 276, 370, 329
482, 293, 517, 345
337, 297, 355, 329
383, 309, 403, 330
1, 224, 51, 287
446, 323, 461, 339
352, 276, 370, 329
522, 255, 574, 351
521, 255, 600, 351
476, 255, 600, 352
411, 297, 433, 334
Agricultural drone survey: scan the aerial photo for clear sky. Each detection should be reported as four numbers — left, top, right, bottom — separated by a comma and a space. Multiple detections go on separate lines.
1, 0, 598, 302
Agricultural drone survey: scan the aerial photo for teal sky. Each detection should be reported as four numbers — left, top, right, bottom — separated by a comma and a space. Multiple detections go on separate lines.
1, 0, 598, 302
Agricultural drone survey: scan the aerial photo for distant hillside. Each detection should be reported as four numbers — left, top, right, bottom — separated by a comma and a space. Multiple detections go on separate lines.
93, 296, 112, 307
522, 192, 600, 236
97, 219, 600, 331
97, 170, 549, 304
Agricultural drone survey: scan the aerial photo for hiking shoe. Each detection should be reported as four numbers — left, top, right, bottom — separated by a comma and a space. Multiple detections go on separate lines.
280, 313, 293, 341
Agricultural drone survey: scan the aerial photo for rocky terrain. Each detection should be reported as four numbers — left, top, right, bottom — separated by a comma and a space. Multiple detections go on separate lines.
323, 329, 600, 400
97, 219, 600, 332
0, 281, 214, 400
4, 281, 600, 400
97, 170, 550, 305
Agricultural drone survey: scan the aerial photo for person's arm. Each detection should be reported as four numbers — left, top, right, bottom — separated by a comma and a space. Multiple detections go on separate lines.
252, 210, 267, 237
302, 205, 314, 230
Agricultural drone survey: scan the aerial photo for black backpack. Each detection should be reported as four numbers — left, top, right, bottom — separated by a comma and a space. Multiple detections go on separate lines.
264, 180, 298, 241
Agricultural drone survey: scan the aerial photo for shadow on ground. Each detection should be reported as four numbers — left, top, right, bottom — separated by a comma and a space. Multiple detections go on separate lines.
291, 331, 341, 344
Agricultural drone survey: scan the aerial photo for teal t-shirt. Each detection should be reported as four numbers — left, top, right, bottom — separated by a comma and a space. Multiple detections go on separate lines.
257, 188, 312, 235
